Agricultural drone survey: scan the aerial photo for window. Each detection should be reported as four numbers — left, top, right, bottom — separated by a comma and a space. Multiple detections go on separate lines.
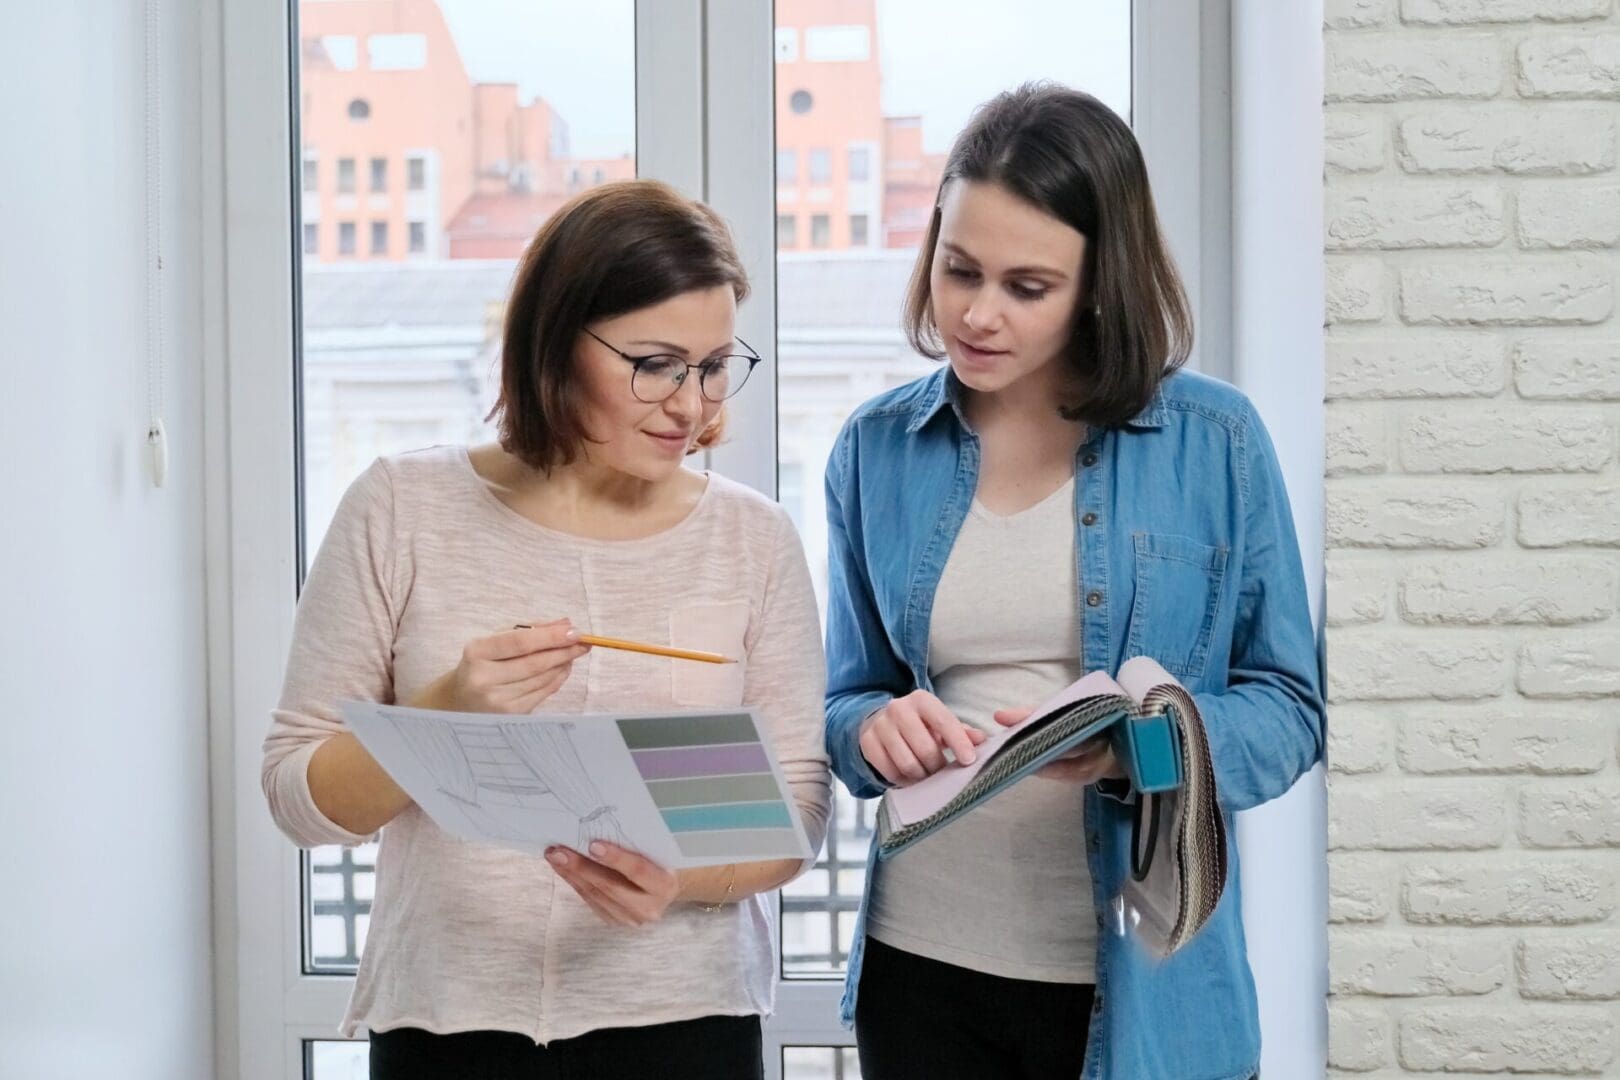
765, 0, 1134, 993
777, 149, 798, 185
848, 145, 869, 183
288, 3, 637, 1018
810, 213, 830, 249
368, 32, 427, 70
774, 26, 798, 62
224, 3, 1157, 1074
805, 24, 870, 62
302, 158, 318, 191
808, 148, 831, 186
319, 34, 358, 70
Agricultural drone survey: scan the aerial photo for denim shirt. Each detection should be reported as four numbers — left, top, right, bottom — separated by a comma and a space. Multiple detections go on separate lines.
823, 366, 1325, 1080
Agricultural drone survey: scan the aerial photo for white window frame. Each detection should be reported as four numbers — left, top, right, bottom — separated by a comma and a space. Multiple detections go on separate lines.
206, 1, 1221, 1077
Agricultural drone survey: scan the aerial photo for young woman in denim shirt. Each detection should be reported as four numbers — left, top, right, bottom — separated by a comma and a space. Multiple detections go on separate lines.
823, 84, 1325, 1080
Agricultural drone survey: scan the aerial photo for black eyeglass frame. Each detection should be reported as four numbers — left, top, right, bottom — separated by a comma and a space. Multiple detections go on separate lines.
583, 328, 763, 404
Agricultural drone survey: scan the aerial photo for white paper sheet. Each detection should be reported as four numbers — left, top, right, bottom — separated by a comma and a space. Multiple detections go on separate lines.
340, 700, 813, 868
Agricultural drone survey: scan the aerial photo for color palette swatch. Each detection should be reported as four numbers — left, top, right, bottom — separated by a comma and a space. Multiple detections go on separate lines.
618, 713, 801, 859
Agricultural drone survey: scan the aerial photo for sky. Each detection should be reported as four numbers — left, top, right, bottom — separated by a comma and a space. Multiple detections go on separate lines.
437, 0, 1131, 160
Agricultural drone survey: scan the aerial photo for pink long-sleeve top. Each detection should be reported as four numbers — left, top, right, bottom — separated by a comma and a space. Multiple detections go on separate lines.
262, 446, 831, 1043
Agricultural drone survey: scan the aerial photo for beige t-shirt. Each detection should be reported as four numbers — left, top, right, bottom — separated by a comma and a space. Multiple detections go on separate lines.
866, 476, 1097, 983
261, 446, 831, 1043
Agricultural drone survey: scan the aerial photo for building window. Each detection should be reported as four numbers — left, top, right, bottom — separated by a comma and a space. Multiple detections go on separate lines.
776, 149, 798, 185
347, 99, 371, 122
810, 213, 830, 249
850, 213, 869, 247
368, 33, 427, 71
849, 146, 870, 182
318, 35, 359, 70
337, 158, 355, 194
303, 223, 318, 255
774, 27, 798, 63
370, 157, 387, 192
806, 24, 871, 62
370, 221, 388, 255
338, 221, 356, 256
408, 221, 426, 254
593, 167, 605, 184
406, 156, 426, 191
302, 158, 318, 192
777, 214, 796, 250
809, 148, 831, 185
789, 89, 813, 115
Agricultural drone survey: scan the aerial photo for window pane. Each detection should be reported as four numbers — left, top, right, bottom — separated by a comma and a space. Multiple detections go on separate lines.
773, 0, 1131, 979
305, 1041, 368, 1080
810, 213, 830, 249
294, 0, 635, 976
783, 1046, 863, 1080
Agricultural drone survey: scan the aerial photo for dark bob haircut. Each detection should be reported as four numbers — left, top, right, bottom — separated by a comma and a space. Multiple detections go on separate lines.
490, 179, 749, 470
904, 82, 1193, 428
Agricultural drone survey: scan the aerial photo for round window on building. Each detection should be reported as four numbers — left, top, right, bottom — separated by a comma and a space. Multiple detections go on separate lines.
348, 98, 371, 121
789, 89, 813, 115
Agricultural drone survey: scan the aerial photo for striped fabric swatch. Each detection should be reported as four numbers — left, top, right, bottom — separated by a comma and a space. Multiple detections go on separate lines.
619, 713, 800, 859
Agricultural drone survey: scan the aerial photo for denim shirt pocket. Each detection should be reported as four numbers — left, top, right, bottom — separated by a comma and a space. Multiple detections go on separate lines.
1124, 533, 1229, 680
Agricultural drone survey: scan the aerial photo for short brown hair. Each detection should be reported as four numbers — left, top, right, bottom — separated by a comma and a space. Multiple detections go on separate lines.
490, 179, 749, 470
903, 83, 1193, 428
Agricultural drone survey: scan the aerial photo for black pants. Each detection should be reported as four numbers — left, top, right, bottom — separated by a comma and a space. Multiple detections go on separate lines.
368, 1013, 763, 1080
855, 936, 1097, 1080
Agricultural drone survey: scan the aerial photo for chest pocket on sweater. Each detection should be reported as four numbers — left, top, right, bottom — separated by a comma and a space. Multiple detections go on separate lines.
669, 601, 750, 706
1124, 533, 1229, 680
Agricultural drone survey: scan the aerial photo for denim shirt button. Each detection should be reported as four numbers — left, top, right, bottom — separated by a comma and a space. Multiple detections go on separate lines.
1082, 452, 1099, 467
1086, 591, 1103, 607
1081, 511, 1098, 526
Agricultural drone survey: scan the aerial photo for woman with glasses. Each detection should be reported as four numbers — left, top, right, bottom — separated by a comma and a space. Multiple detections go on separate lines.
823, 84, 1322, 1079
262, 180, 830, 1080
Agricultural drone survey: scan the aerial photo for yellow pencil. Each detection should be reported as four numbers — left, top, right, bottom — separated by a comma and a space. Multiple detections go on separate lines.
514, 625, 736, 665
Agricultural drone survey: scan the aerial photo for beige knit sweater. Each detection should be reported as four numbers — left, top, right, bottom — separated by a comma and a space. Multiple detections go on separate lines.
262, 446, 831, 1043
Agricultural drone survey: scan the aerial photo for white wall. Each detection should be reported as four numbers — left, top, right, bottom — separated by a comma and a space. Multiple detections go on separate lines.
1231, 0, 1329, 1077
0, 3, 215, 1078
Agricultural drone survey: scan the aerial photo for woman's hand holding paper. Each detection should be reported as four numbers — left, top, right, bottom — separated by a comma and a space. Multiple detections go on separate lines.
545, 841, 682, 927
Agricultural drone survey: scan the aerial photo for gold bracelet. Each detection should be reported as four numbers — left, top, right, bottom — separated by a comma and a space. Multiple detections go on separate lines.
699, 864, 737, 913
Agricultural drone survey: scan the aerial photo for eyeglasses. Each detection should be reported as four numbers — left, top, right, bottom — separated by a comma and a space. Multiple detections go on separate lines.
584, 328, 763, 404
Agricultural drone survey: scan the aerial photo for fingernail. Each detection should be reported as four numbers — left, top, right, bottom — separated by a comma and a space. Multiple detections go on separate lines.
546, 849, 567, 866
564, 628, 581, 642
589, 841, 607, 858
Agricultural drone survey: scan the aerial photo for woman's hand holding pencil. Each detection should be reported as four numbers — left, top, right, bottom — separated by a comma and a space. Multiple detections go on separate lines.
418, 618, 591, 715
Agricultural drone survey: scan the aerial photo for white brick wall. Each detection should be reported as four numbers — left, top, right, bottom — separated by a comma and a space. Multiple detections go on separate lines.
1326, 3, 1620, 1075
